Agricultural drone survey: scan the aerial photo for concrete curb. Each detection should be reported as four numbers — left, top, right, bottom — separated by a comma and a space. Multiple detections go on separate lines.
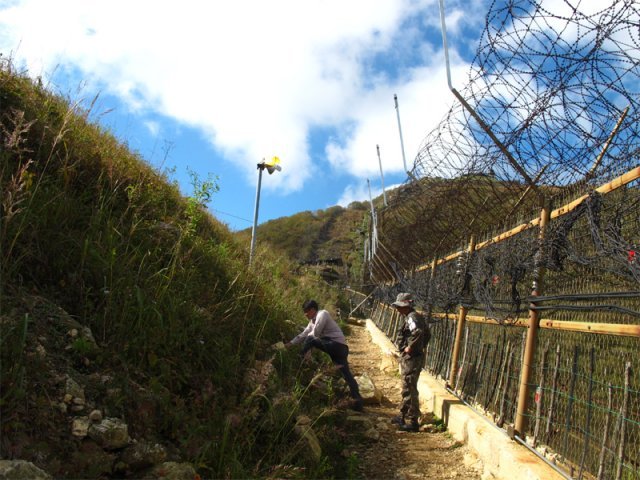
365, 319, 566, 480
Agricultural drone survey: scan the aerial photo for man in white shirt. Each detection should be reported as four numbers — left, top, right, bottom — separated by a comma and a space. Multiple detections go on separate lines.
286, 300, 363, 411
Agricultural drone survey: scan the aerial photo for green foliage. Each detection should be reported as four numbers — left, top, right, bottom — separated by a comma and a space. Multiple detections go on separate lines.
183, 167, 219, 238
346, 453, 360, 479
70, 337, 95, 356
432, 416, 447, 432
240, 202, 370, 286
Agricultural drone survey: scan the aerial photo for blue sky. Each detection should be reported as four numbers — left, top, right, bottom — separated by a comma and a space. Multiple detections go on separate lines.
0, 0, 492, 231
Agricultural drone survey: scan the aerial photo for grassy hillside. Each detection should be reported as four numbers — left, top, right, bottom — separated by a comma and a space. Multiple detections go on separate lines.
238, 202, 373, 286
0, 63, 357, 479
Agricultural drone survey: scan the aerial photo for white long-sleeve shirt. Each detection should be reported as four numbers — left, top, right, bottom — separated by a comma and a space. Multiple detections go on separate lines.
290, 309, 346, 346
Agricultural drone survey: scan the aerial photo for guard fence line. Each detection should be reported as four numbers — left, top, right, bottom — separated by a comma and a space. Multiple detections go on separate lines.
349, 1, 640, 477
346, 167, 640, 480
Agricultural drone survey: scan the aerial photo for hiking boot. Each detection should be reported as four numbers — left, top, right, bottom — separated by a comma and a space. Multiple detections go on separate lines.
390, 415, 405, 426
398, 421, 420, 432
350, 400, 364, 412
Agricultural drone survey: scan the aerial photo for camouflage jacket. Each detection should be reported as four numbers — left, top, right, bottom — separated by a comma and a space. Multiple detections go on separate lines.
395, 310, 429, 357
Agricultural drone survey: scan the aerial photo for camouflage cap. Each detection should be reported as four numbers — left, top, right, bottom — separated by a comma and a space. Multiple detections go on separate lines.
392, 292, 413, 307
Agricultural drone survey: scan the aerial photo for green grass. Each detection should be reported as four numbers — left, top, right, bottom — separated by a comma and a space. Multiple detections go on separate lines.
0, 61, 353, 478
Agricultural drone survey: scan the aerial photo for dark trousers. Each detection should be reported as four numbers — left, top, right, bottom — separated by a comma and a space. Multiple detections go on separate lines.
399, 354, 424, 422
303, 337, 362, 402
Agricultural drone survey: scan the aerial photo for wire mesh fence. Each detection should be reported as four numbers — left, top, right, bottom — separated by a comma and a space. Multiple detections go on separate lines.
348, 280, 639, 480
349, 0, 640, 478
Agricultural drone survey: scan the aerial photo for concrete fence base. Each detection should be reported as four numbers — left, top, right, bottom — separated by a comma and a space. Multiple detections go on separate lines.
365, 319, 566, 480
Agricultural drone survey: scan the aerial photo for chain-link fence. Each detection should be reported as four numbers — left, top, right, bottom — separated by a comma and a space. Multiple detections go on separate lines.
349, 1, 640, 478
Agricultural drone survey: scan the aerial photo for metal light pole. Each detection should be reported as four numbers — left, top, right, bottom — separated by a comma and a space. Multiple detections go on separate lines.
249, 157, 281, 266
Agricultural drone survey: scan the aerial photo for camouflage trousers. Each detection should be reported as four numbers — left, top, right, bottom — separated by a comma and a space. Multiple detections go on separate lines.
399, 354, 424, 422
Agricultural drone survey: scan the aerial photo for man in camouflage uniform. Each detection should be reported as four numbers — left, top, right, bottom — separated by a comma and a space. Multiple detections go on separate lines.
390, 292, 430, 432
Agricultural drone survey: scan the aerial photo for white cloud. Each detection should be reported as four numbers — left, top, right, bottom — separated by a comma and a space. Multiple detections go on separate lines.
144, 120, 160, 137
0, 0, 474, 195
336, 180, 402, 208
336, 182, 376, 208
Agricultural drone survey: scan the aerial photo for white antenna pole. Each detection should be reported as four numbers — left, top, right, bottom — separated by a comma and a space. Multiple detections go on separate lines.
376, 144, 388, 207
394, 94, 410, 176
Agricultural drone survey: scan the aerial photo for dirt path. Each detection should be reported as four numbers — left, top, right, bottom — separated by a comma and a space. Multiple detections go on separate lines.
345, 321, 483, 480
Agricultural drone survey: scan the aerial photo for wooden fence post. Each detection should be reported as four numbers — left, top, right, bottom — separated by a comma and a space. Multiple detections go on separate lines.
448, 235, 476, 388
515, 199, 551, 436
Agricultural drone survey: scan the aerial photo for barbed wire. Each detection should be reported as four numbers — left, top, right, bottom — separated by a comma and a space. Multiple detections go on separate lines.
371, 0, 640, 279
